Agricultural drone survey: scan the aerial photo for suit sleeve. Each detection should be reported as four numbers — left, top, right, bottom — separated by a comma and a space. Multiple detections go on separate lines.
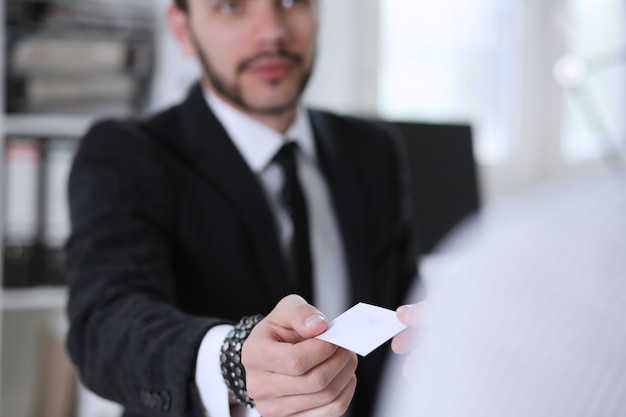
66, 120, 221, 417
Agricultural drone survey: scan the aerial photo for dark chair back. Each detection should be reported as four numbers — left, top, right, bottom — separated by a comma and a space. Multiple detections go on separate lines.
390, 121, 481, 254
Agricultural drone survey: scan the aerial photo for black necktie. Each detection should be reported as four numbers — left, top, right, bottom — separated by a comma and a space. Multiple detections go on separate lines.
272, 142, 314, 303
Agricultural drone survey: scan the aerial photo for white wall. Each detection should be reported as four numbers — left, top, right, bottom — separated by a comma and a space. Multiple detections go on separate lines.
303, 0, 380, 116
482, 0, 569, 198
148, 0, 201, 112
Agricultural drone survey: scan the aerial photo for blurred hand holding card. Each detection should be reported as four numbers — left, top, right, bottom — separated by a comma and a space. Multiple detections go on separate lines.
315, 303, 407, 357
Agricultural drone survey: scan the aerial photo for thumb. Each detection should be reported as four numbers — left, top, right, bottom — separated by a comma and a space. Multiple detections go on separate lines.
266, 294, 329, 339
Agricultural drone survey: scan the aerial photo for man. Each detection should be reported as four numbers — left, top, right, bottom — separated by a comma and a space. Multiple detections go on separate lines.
65, 1, 418, 417
379, 168, 626, 416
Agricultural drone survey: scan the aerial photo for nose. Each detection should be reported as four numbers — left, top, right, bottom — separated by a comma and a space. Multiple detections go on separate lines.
255, 2, 287, 48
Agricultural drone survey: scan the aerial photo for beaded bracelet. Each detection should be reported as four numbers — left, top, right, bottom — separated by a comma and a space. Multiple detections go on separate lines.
220, 314, 265, 408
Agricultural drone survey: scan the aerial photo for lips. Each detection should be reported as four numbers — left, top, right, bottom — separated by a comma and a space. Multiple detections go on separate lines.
247, 59, 295, 79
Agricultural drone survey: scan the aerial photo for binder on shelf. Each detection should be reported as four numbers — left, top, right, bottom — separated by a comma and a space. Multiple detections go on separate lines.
41, 140, 76, 286
12, 37, 132, 73
25, 75, 137, 116
2, 139, 43, 288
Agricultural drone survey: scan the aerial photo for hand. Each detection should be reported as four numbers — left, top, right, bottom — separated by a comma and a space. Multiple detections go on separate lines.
391, 301, 427, 380
242, 294, 358, 417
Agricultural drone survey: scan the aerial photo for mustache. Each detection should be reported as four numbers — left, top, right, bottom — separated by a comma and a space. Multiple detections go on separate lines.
237, 49, 303, 73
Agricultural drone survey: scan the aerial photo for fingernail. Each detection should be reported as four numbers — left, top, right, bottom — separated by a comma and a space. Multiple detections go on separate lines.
397, 304, 413, 318
305, 313, 327, 329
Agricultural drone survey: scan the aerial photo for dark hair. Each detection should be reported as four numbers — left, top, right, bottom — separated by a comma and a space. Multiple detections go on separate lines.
174, 0, 187, 12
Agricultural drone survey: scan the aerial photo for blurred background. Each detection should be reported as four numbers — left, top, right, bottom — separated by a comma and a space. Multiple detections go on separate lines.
0, 0, 624, 416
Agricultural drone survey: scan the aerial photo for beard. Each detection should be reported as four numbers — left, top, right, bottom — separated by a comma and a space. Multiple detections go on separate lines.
190, 32, 314, 115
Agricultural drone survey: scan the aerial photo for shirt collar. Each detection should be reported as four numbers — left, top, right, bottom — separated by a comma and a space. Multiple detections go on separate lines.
205, 90, 316, 173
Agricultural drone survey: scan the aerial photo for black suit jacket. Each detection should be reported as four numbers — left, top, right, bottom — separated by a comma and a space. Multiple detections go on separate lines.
66, 84, 419, 417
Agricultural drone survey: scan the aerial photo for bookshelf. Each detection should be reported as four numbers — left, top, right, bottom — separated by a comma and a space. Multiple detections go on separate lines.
1, 1, 156, 416
5, 114, 97, 137
1, 287, 67, 311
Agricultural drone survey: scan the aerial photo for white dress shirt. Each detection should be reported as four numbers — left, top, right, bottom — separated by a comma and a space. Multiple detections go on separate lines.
195, 91, 350, 417
377, 169, 626, 417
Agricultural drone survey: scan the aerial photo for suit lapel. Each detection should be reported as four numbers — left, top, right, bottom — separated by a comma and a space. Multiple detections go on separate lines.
172, 87, 372, 305
309, 111, 372, 304
177, 85, 292, 302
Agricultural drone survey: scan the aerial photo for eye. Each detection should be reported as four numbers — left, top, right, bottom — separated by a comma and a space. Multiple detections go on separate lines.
218, 0, 242, 14
281, 0, 308, 8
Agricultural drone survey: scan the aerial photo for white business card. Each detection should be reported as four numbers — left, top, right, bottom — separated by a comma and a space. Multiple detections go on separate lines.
315, 302, 407, 357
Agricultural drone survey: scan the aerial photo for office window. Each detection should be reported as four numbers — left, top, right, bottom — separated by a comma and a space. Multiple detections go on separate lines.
559, 0, 626, 161
378, 0, 519, 165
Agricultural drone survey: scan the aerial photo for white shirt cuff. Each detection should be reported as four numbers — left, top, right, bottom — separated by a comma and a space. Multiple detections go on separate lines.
196, 325, 261, 417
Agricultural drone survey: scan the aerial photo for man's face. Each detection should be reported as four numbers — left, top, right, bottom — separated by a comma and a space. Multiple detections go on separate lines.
176, 0, 318, 115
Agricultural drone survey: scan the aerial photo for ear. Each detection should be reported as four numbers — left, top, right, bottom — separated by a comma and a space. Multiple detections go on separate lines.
165, 3, 197, 57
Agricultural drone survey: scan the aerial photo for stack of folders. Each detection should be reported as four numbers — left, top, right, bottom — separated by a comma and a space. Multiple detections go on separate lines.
2, 138, 76, 288
12, 37, 139, 115
6, 0, 155, 116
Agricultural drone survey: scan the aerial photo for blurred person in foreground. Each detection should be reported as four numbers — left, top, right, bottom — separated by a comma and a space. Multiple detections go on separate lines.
65, 1, 418, 417
377, 165, 626, 416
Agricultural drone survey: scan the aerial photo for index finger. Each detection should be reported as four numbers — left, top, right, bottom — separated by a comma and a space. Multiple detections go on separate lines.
396, 301, 429, 328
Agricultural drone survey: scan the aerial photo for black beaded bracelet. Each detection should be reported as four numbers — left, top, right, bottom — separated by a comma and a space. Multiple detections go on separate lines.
220, 314, 265, 408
